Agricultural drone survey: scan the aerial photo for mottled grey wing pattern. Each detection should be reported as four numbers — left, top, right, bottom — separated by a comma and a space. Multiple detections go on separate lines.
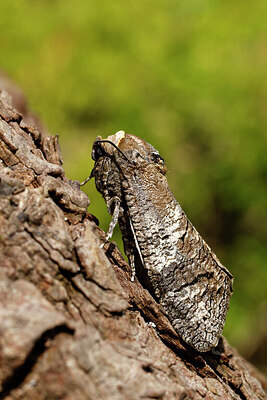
91, 131, 233, 352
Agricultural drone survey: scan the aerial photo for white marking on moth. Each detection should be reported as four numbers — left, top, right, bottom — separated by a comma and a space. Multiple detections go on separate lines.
114, 130, 126, 146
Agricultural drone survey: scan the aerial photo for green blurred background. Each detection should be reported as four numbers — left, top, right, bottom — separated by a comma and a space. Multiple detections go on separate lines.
0, 0, 266, 372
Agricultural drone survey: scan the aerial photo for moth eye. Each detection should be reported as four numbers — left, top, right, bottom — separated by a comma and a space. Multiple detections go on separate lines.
151, 152, 165, 165
93, 145, 106, 161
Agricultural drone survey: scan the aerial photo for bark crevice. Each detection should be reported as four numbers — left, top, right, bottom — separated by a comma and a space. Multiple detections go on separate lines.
0, 325, 74, 400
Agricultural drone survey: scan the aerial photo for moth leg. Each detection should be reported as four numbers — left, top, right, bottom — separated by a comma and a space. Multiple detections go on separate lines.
129, 253, 136, 282
79, 175, 91, 186
79, 167, 94, 186
128, 216, 144, 281
100, 196, 121, 248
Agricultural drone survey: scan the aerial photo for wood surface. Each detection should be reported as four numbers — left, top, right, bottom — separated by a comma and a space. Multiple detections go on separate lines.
0, 87, 266, 400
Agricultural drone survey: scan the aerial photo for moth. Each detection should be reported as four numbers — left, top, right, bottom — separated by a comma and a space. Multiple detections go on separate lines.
87, 131, 233, 352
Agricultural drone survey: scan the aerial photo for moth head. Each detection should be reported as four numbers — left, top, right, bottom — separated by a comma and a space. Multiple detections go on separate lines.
92, 131, 167, 175
91, 131, 129, 162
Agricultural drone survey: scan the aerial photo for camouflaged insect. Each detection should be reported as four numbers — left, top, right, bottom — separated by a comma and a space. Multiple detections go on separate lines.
89, 131, 233, 352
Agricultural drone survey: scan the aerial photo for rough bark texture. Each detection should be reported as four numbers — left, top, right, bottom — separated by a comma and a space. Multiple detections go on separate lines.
0, 88, 266, 400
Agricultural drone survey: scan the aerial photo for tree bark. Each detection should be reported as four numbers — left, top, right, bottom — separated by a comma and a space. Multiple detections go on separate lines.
0, 88, 266, 400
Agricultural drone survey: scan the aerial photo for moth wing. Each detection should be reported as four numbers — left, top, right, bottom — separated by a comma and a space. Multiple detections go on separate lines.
158, 244, 233, 352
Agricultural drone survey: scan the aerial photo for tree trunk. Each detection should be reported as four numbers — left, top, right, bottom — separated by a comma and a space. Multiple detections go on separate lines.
0, 88, 266, 400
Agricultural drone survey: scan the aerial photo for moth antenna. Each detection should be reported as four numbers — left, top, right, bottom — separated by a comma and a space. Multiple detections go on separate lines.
81, 140, 130, 187
96, 140, 132, 163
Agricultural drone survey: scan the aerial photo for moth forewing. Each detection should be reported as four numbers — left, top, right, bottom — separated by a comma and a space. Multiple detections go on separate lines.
91, 131, 233, 352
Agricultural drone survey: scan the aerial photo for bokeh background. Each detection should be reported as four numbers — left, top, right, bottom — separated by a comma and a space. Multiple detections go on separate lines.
1, 0, 266, 372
